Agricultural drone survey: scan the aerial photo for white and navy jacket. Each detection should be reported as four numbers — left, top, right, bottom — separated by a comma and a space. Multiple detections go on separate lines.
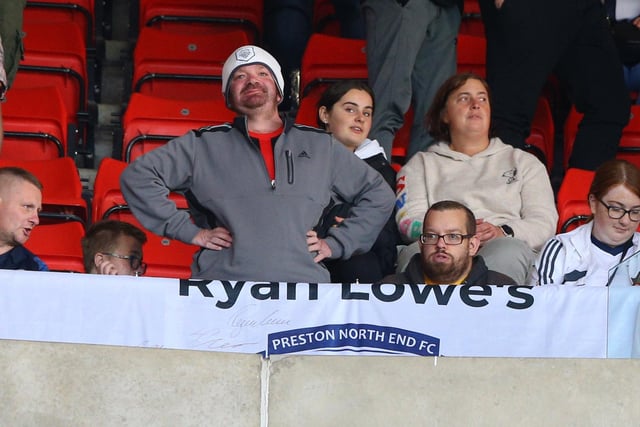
530, 221, 640, 286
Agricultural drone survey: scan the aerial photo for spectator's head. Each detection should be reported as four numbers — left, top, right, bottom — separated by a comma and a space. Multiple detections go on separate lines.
317, 80, 375, 151
588, 159, 640, 246
222, 45, 284, 112
426, 72, 492, 144
0, 167, 42, 254
82, 220, 147, 276
419, 200, 480, 284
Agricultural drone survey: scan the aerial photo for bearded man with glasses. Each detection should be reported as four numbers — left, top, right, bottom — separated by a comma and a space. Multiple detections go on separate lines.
380, 200, 516, 285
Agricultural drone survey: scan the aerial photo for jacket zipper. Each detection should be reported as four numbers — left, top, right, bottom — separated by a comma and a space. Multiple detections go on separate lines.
286, 150, 294, 184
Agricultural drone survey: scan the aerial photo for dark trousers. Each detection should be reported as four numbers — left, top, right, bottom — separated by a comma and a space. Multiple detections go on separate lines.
263, 0, 365, 111
479, 0, 630, 170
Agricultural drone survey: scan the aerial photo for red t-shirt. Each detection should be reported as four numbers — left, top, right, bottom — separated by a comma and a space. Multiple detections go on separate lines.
249, 126, 284, 181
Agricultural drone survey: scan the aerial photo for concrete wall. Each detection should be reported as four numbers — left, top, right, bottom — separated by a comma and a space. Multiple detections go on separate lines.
1, 339, 638, 426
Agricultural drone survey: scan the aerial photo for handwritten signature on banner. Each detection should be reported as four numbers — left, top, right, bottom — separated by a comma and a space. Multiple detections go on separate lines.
228, 305, 291, 337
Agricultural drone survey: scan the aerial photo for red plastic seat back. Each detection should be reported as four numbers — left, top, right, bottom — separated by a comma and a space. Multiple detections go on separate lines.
392, 108, 414, 164
460, 0, 484, 36
525, 96, 555, 172
556, 168, 595, 233
121, 93, 235, 162
94, 158, 189, 223
300, 34, 367, 98
139, 0, 263, 42
16, 20, 87, 124
295, 90, 322, 128
25, 0, 95, 47
0, 157, 87, 221
24, 221, 86, 273
457, 34, 486, 78
563, 107, 582, 170
92, 158, 129, 224
617, 106, 640, 167
133, 27, 248, 100
119, 214, 197, 279
313, 0, 340, 36
1, 86, 69, 160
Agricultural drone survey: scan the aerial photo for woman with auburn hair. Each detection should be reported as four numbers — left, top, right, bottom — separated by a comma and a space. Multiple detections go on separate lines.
531, 159, 640, 286
395, 72, 557, 284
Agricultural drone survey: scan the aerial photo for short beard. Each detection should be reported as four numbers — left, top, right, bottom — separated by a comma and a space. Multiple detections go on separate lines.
423, 255, 471, 284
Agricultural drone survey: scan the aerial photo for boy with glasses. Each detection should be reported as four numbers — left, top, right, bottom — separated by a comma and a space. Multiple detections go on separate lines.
380, 200, 515, 285
82, 220, 147, 276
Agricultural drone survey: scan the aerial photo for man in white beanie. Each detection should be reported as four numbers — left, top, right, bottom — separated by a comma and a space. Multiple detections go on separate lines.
120, 45, 395, 283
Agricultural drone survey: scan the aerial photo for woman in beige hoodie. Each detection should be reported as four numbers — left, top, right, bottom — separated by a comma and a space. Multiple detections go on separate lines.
394, 73, 558, 284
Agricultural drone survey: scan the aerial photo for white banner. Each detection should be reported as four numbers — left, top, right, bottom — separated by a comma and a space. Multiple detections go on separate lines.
608, 286, 640, 358
0, 270, 610, 358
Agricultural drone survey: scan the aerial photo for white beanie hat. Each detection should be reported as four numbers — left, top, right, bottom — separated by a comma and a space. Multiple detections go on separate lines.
222, 45, 284, 101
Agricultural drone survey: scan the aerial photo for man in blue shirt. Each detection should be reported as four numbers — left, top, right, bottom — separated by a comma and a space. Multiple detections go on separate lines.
0, 167, 47, 271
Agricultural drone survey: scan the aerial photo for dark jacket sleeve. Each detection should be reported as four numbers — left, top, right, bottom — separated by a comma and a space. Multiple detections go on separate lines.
365, 154, 400, 276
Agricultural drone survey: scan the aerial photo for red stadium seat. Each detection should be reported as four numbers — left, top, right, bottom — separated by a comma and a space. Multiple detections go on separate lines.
91, 157, 141, 222
313, 0, 340, 36
391, 108, 414, 165
136, 0, 263, 43
132, 27, 248, 101
24, 0, 98, 109
92, 158, 197, 279
463, 0, 480, 15
15, 20, 87, 127
25, 220, 86, 273
556, 168, 595, 233
300, 33, 367, 99
460, 0, 484, 36
120, 93, 235, 162
525, 96, 555, 172
457, 33, 486, 77
0, 157, 87, 223
126, 215, 197, 279
25, 0, 96, 48
92, 158, 129, 224
295, 90, 322, 128
1, 86, 69, 160
564, 105, 640, 170
93, 158, 188, 225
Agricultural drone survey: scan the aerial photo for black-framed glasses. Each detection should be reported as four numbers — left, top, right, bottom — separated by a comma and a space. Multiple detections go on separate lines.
100, 252, 147, 275
598, 199, 640, 222
419, 233, 473, 245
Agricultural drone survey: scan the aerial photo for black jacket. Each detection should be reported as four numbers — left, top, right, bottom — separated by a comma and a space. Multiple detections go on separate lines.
379, 254, 516, 285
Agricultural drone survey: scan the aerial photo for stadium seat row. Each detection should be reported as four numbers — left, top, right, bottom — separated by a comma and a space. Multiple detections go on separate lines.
2, 0, 488, 164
